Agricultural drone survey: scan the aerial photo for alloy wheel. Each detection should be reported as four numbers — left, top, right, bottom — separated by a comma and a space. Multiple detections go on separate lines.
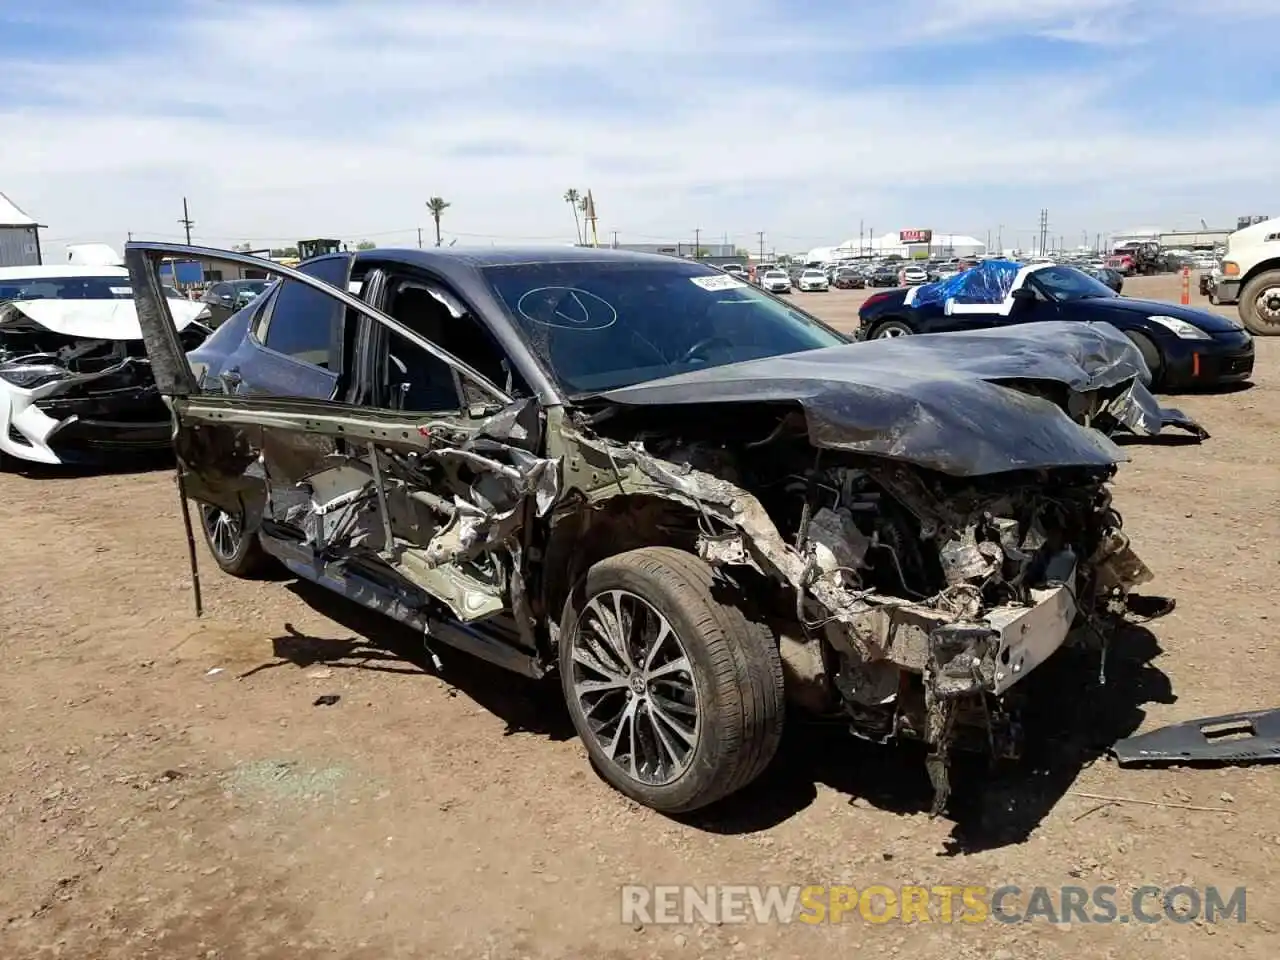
200, 504, 242, 560
876, 325, 910, 338
569, 589, 700, 786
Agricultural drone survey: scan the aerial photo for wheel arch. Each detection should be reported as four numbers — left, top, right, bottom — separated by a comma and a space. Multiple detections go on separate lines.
540, 494, 706, 628
1238, 256, 1280, 291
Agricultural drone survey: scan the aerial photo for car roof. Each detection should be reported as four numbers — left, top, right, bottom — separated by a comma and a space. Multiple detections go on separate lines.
342, 245, 715, 290
0, 264, 128, 279
352, 245, 684, 270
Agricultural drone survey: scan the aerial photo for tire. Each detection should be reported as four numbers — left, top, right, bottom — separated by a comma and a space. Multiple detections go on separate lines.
870, 319, 914, 339
1126, 331, 1163, 387
559, 546, 785, 814
1238, 269, 1280, 336
198, 502, 272, 577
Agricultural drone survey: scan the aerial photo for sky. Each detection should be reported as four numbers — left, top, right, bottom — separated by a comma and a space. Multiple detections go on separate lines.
2, 0, 1278, 260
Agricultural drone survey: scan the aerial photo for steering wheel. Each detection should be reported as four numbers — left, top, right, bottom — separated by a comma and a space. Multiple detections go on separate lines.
677, 335, 733, 364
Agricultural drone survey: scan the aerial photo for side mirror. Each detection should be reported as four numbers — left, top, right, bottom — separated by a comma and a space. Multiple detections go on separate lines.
1010, 287, 1037, 306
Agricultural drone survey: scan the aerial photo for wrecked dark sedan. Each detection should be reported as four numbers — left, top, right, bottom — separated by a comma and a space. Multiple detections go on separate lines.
127, 242, 1165, 815
857, 260, 1253, 391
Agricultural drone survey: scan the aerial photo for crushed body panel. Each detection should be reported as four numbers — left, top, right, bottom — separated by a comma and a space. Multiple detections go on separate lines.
597, 321, 1205, 473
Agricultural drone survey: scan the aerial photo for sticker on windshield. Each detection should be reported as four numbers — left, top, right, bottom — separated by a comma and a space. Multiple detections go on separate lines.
109, 286, 133, 295
516, 286, 617, 331
690, 275, 747, 291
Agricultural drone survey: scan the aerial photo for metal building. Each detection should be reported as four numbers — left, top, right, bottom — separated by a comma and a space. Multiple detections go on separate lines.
0, 191, 45, 267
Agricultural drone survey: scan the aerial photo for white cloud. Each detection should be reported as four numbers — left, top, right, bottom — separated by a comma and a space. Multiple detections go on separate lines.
1, 0, 1277, 258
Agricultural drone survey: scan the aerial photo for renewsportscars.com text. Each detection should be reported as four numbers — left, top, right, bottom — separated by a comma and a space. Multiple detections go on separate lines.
621, 884, 1247, 926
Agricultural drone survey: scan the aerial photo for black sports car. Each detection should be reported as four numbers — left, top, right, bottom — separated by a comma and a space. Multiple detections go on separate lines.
856, 260, 1253, 390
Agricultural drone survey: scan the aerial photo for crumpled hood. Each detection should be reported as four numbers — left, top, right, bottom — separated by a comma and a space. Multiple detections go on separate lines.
598, 321, 1157, 477
0, 298, 210, 340
1076, 296, 1247, 335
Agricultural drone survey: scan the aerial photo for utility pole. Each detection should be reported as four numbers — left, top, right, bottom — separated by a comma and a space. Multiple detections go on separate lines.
694, 228, 701, 259
127, 231, 133, 242
611, 230, 619, 248
757, 231, 765, 261
859, 219, 864, 255
417, 227, 423, 249
1038, 209, 1049, 256
997, 223, 1004, 253
178, 197, 195, 245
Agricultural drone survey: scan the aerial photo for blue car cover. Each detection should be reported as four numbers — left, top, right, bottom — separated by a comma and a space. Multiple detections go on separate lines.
912, 259, 1022, 310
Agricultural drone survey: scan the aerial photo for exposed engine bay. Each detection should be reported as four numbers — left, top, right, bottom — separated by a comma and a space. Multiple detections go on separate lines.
0, 301, 210, 464
576, 405, 1152, 811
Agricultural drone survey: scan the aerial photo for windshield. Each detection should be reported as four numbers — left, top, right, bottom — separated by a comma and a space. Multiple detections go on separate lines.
0, 275, 133, 302
1030, 265, 1119, 302
234, 280, 269, 294
482, 260, 847, 393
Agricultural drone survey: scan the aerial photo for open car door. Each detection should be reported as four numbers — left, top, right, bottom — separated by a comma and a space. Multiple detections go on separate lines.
125, 242, 558, 677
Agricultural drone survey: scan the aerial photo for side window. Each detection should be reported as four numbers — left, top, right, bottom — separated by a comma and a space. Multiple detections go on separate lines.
381, 280, 524, 412
259, 257, 350, 368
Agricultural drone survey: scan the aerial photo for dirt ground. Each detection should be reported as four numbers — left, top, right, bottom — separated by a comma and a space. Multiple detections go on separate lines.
2, 275, 1276, 959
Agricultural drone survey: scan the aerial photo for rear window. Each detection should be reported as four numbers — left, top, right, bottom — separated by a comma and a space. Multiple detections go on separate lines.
0, 275, 132, 302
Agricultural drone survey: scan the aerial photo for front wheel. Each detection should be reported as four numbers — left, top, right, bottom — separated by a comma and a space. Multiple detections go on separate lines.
198, 503, 272, 577
1238, 269, 1280, 335
560, 547, 784, 814
1126, 331, 1163, 388
871, 320, 914, 339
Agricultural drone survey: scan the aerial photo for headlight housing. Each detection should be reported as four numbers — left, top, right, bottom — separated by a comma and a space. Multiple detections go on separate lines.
0, 363, 72, 389
1148, 315, 1211, 340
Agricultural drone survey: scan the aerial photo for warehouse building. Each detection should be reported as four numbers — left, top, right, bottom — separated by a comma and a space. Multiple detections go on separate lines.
0, 191, 44, 267
806, 231, 986, 263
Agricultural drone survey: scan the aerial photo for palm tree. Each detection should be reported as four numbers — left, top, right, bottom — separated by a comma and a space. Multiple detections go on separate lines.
426, 197, 451, 246
563, 188, 582, 244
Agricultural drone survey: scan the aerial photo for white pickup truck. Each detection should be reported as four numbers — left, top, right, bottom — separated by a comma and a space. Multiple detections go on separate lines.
1206, 217, 1280, 335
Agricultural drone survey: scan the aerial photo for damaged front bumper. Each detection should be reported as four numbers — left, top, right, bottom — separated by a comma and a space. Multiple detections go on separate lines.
0, 367, 170, 465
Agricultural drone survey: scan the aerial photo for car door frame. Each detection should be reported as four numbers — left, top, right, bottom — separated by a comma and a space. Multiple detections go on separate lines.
126, 243, 554, 658
351, 259, 549, 420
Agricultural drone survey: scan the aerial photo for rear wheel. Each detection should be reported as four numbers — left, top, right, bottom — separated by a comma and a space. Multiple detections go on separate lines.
871, 320, 914, 339
1126, 331, 1163, 387
1239, 269, 1280, 335
560, 547, 784, 814
198, 503, 272, 577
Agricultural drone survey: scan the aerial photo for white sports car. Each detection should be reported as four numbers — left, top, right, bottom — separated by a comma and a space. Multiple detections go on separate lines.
0, 266, 211, 465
